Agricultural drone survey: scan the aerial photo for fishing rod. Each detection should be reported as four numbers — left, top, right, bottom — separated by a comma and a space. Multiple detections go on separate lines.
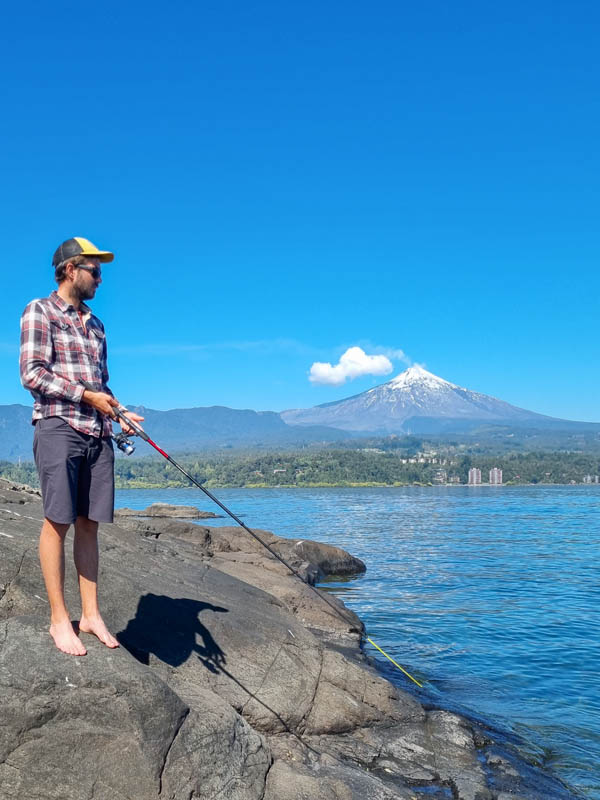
85, 382, 423, 688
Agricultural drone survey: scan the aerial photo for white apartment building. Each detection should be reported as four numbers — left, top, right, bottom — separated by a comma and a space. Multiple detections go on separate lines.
489, 467, 503, 485
468, 468, 481, 485
583, 475, 600, 484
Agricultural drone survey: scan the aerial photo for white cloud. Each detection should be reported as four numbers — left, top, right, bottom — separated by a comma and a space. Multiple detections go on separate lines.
374, 346, 411, 364
309, 346, 394, 386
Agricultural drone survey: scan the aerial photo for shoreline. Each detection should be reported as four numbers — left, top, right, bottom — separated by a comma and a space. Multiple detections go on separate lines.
114, 481, 600, 489
319, 571, 573, 793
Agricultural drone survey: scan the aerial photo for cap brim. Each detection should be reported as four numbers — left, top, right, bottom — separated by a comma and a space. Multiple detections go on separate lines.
80, 249, 114, 263
72, 237, 114, 263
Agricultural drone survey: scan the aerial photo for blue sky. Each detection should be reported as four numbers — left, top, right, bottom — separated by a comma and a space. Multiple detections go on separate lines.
2, 1, 598, 421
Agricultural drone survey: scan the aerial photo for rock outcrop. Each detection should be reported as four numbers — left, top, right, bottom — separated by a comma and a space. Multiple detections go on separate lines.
0, 479, 576, 800
115, 503, 220, 519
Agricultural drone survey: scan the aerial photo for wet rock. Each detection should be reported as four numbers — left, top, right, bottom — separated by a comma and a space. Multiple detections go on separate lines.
481, 744, 577, 800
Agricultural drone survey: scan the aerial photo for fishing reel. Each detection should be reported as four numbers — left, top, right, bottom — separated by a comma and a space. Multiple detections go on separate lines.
112, 431, 136, 456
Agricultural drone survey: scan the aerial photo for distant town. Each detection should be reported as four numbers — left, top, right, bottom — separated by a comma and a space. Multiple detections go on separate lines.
444, 466, 598, 485
2, 446, 599, 490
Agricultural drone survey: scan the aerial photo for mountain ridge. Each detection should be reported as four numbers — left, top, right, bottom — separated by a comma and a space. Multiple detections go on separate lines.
2, 367, 598, 461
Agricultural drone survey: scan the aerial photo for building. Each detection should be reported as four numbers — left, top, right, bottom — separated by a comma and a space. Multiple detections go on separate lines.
468, 468, 481, 485
583, 475, 600, 484
489, 467, 503, 485
433, 469, 447, 484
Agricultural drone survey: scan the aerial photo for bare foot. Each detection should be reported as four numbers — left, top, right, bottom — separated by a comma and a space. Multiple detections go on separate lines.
79, 615, 120, 648
49, 620, 87, 656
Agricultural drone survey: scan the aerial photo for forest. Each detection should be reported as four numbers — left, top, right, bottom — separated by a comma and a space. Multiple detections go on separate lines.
2, 449, 599, 489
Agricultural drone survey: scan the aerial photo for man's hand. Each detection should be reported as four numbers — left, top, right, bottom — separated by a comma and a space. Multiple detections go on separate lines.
82, 390, 120, 418
119, 412, 145, 435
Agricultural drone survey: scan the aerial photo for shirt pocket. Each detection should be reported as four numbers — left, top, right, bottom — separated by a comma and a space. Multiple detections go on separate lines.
50, 319, 86, 359
88, 326, 106, 361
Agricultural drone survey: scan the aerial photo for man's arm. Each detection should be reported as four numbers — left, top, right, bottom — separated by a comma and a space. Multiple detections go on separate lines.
97, 330, 143, 430
19, 301, 86, 403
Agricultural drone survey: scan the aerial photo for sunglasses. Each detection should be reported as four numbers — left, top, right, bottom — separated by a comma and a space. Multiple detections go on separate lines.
76, 264, 102, 280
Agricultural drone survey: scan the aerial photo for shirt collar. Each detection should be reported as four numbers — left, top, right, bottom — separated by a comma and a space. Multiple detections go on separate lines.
49, 290, 91, 316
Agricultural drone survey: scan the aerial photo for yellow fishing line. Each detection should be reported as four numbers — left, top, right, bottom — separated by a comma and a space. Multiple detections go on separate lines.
366, 636, 423, 688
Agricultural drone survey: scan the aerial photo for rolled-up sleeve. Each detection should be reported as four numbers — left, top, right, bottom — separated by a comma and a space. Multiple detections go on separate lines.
20, 301, 85, 403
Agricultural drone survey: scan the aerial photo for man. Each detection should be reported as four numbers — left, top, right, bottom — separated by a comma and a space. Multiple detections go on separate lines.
20, 237, 143, 656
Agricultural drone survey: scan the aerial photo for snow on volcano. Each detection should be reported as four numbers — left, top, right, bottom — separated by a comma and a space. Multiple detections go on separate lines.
281, 365, 556, 433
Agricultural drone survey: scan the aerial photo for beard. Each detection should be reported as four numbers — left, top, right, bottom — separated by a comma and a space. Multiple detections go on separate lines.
73, 274, 97, 302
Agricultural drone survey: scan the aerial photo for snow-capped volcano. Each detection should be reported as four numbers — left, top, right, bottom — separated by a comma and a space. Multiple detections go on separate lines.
281, 365, 557, 433
386, 365, 457, 391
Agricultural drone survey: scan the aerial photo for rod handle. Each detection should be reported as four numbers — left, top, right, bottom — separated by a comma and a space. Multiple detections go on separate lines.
80, 381, 148, 440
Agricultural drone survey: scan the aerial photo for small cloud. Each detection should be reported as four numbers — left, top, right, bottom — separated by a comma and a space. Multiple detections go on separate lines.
309, 346, 394, 386
352, 341, 414, 366
371, 346, 411, 364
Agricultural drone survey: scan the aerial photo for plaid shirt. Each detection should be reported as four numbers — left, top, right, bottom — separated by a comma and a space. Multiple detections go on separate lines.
20, 291, 113, 437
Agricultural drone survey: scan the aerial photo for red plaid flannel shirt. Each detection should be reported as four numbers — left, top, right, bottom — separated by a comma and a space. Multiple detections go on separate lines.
20, 291, 113, 437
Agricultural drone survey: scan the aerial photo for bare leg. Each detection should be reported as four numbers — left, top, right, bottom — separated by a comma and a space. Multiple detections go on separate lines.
39, 518, 87, 656
75, 516, 119, 648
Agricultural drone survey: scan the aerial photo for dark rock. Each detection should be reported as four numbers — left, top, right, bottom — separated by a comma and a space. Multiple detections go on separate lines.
207, 524, 367, 579
0, 615, 269, 800
115, 502, 220, 519
0, 477, 41, 505
264, 758, 418, 800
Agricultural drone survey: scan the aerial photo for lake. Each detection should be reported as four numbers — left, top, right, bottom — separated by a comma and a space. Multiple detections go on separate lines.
115, 485, 600, 798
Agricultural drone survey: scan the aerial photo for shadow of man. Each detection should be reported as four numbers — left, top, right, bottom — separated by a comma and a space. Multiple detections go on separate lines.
118, 592, 322, 757
117, 593, 228, 673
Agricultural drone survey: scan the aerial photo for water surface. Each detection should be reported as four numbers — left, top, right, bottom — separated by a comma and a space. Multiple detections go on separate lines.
116, 485, 599, 797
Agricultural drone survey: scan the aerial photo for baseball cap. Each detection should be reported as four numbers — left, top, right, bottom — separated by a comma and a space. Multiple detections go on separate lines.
52, 237, 114, 267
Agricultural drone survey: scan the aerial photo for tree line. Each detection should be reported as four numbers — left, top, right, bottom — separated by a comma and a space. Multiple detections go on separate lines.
2, 449, 599, 489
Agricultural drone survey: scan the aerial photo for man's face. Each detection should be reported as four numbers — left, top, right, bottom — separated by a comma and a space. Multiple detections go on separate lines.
71, 258, 102, 301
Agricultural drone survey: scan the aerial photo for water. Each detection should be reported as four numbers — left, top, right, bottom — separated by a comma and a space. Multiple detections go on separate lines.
115, 485, 600, 797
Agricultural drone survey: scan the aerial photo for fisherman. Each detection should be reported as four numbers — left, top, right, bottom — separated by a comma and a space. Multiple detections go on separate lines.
19, 237, 144, 656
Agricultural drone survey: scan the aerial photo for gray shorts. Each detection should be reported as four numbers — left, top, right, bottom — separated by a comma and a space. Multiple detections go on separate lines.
33, 416, 115, 524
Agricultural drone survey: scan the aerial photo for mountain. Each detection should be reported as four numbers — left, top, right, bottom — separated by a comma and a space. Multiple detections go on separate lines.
122, 405, 350, 454
0, 403, 350, 461
0, 405, 39, 461
281, 365, 592, 434
2, 368, 598, 462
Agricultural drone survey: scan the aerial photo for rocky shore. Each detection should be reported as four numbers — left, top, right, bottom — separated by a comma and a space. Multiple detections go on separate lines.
0, 478, 577, 800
